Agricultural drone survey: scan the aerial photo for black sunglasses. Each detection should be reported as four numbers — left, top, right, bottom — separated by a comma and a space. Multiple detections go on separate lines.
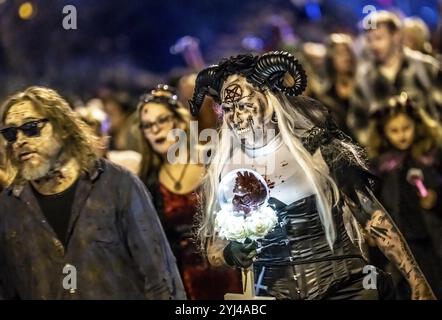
0, 119, 49, 143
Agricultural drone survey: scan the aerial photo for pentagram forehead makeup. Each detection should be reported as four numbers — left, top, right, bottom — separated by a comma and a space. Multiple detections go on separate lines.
222, 83, 254, 104
223, 84, 242, 103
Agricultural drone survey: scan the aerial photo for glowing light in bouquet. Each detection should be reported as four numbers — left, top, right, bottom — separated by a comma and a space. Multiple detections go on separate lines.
215, 169, 278, 243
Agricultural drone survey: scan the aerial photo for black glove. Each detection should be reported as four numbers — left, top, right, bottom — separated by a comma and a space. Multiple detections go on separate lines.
223, 240, 257, 268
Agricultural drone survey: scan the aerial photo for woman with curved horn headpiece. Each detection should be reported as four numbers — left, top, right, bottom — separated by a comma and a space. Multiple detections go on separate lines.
192, 51, 435, 300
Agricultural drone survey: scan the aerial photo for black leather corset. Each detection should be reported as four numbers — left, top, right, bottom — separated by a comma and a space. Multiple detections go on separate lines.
254, 194, 366, 300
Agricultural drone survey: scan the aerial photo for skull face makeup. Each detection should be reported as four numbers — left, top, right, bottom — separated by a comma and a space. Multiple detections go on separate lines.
221, 75, 278, 148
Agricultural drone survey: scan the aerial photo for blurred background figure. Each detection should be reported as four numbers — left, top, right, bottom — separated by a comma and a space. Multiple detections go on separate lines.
0, 139, 16, 192
169, 35, 218, 132
137, 85, 241, 300
0, 146, 7, 190
300, 41, 327, 97
98, 89, 141, 152
403, 17, 434, 55
170, 36, 205, 72
314, 33, 356, 137
367, 93, 442, 299
261, 13, 300, 52
0, 146, 13, 192
76, 99, 141, 175
174, 73, 218, 132
348, 11, 442, 146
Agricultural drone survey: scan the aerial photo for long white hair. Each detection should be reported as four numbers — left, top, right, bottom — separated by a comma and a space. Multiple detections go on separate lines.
197, 90, 369, 253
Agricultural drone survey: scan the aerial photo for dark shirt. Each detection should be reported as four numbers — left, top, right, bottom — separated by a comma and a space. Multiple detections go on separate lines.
32, 181, 78, 247
0, 159, 186, 300
372, 149, 442, 240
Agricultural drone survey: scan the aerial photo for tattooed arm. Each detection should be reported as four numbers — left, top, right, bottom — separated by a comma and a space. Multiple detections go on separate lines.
350, 189, 436, 300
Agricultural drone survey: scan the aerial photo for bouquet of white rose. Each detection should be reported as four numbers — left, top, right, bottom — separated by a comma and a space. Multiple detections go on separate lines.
216, 169, 277, 300
215, 168, 278, 243
215, 205, 278, 243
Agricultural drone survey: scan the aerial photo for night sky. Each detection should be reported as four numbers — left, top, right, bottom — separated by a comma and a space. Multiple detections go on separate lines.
0, 0, 439, 97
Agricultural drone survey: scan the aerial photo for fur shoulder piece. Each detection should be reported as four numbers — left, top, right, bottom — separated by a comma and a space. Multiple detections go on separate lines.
301, 119, 377, 213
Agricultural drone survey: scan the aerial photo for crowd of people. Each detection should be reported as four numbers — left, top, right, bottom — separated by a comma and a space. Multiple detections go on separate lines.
0, 9, 441, 300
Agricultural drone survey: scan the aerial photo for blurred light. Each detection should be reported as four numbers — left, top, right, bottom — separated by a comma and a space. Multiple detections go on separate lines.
377, 0, 393, 6
305, 2, 322, 21
18, 2, 34, 20
170, 36, 199, 54
241, 36, 264, 51
420, 6, 438, 27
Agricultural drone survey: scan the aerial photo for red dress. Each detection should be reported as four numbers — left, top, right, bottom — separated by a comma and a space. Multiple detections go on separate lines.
159, 184, 242, 300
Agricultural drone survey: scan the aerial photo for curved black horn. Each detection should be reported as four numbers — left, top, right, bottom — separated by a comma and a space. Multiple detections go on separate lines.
188, 65, 220, 116
250, 51, 307, 96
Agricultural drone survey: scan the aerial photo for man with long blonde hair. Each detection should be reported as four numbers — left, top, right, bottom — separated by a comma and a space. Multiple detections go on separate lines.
0, 86, 185, 299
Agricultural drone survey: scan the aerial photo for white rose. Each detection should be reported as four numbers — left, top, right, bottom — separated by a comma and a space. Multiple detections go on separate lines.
214, 208, 229, 231
215, 209, 249, 243
245, 206, 278, 241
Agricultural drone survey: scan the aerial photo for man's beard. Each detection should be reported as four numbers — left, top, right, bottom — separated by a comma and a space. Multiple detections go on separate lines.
20, 155, 53, 181
17, 144, 63, 181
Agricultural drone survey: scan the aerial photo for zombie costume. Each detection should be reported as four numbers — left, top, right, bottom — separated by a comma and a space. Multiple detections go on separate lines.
219, 124, 396, 299
0, 159, 186, 299
189, 52, 427, 300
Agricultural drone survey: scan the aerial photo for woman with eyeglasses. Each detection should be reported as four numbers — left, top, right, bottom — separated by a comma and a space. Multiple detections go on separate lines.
137, 84, 242, 300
